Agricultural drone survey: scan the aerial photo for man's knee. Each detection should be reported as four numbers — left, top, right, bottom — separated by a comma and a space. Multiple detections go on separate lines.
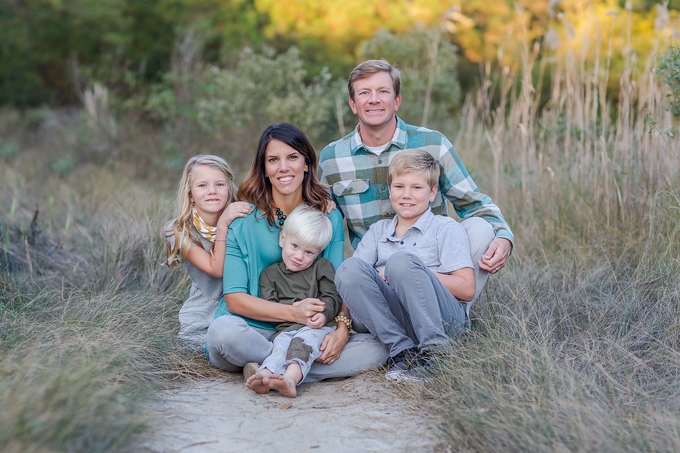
462, 217, 495, 263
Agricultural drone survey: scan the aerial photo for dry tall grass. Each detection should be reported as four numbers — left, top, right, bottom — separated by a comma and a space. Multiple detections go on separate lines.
0, 146, 213, 452
2, 9, 680, 452
399, 11, 680, 453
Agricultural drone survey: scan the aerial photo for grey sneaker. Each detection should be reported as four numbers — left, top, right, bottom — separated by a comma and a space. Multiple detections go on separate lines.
385, 347, 420, 381
386, 348, 436, 383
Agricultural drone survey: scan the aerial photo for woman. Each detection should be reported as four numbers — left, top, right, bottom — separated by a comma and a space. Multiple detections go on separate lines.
206, 123, 388, 382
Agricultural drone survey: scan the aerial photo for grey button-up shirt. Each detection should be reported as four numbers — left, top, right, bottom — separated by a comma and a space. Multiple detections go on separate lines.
352, 209, 473, 274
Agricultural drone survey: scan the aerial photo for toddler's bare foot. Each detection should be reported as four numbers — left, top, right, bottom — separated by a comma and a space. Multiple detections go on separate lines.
268, 374, 298, 398
246, 370, 272, 394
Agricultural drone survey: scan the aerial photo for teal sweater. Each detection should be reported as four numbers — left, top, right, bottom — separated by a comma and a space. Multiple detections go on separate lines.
214, 206, 344, 330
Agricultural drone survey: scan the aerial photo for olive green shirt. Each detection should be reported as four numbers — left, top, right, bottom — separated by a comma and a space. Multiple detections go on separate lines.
259, 257, 341, 335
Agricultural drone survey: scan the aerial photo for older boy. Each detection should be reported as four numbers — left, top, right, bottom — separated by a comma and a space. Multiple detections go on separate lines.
335, 150, 475, 381
246, 205, 345, 397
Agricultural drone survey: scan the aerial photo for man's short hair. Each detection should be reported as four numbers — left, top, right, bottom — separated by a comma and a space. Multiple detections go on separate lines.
282, 205, 333, 251
348, 59, 401, 100
388, 149, 440, 189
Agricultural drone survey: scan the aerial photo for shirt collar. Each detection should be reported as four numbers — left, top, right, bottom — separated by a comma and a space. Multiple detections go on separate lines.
379, 208, 435, 242
350, 116, 408, 154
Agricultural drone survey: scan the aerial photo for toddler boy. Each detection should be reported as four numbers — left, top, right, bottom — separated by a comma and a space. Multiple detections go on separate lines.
246, 205, 343, 397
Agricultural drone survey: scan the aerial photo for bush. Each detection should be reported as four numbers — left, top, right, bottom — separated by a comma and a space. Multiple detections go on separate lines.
657, 44, 680, 116
360, 27, 462, 135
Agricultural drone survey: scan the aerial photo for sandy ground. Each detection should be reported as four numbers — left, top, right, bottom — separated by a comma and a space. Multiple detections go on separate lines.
141, 371, 444, 453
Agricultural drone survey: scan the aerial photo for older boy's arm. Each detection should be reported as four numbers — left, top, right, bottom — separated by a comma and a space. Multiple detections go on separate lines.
435, 267, 476, 302
435, 221, 476, 301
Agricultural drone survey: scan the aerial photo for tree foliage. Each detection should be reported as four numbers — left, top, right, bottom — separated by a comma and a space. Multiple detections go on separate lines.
360, 28, 461, 133
1, 0, 679, 107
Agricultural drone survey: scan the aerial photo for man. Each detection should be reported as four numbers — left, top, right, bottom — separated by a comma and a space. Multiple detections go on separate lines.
319, 59, 513, 307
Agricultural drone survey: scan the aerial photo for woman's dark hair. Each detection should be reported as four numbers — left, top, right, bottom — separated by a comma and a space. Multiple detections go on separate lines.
238, 123, 330, 225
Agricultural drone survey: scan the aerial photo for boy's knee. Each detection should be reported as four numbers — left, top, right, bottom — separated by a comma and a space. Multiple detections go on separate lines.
385, 251, 419, 280
335, 256, 369, 287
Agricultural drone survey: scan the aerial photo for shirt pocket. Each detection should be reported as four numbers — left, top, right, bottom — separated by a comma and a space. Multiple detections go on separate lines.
331, 179, 370, 198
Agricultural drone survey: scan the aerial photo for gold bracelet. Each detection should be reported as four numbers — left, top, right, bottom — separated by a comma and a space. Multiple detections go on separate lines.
334, 313, 352, 332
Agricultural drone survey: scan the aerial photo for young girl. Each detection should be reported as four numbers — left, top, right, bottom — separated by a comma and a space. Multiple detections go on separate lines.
165, 155, 252, 351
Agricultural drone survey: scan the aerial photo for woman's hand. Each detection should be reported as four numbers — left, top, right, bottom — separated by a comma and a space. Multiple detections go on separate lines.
316, 323, 349, 364
219, 201, 253, 229
291, 298, 325, 324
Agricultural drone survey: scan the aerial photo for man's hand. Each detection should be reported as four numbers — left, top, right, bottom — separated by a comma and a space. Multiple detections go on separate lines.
478, 238, 512, 275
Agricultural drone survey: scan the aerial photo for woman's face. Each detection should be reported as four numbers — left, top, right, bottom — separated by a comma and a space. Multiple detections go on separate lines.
264, 139, 308, 198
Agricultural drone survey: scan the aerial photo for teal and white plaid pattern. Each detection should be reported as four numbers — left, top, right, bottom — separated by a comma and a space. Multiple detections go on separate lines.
319, 116, 514, 249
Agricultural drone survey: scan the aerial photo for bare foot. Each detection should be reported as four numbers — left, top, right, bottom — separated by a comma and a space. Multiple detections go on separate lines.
246, 370, 272, 394
268, 374, 298, 398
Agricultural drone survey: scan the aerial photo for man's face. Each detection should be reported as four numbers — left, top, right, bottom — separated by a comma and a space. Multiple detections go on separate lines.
349, 71, 402, 130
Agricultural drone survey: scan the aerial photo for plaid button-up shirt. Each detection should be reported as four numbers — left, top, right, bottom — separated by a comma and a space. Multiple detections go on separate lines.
319, 116, 513, 249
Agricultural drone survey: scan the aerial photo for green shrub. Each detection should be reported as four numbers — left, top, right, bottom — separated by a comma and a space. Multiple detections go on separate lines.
658, 44, 680, 116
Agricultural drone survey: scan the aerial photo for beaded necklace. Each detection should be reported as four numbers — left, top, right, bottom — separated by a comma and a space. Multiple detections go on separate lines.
272, 201, 311, 227
272, 203, 287, 227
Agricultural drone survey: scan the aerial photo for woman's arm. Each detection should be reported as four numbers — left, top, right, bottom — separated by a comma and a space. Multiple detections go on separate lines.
322, 209, 345, 268
225, 292, 324, 324
317, 302, 350, 364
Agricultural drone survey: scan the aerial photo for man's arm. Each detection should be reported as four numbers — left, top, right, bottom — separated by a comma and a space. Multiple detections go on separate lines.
437, 136, 514, 246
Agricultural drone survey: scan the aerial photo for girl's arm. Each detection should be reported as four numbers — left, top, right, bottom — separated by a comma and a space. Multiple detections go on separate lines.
435, 267, 476, 302
185, 202, 252, 278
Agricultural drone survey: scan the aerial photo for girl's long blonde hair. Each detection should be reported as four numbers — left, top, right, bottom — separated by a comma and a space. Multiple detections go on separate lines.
164, 155, 237, 267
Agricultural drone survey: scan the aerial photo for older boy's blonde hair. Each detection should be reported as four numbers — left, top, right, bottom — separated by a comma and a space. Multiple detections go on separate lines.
282, 205, 333, 251
388, 149, 440, 189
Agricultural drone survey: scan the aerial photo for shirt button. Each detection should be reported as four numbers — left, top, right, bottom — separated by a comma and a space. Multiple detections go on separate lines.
400, 241, 404, 245
348, 187, 353, 192
380, 185, 386, 192
378, 159, 382, 164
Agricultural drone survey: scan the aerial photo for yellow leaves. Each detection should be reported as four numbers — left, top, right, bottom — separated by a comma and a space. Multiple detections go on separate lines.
254, 0, 451, 50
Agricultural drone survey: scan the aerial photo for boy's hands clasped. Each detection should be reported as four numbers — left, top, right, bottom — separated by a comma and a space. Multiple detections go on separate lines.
291, 298, 325, 325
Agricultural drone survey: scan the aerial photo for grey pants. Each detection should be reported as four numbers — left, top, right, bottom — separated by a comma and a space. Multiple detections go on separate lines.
461, 216, 495, 308
335, 217, 495, 357
206, 315, 389, 383
258, 326, 334, 383
336, 252, 466, 356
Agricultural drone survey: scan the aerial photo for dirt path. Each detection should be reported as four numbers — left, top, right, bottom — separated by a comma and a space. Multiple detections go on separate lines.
142, 371, 442, 453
